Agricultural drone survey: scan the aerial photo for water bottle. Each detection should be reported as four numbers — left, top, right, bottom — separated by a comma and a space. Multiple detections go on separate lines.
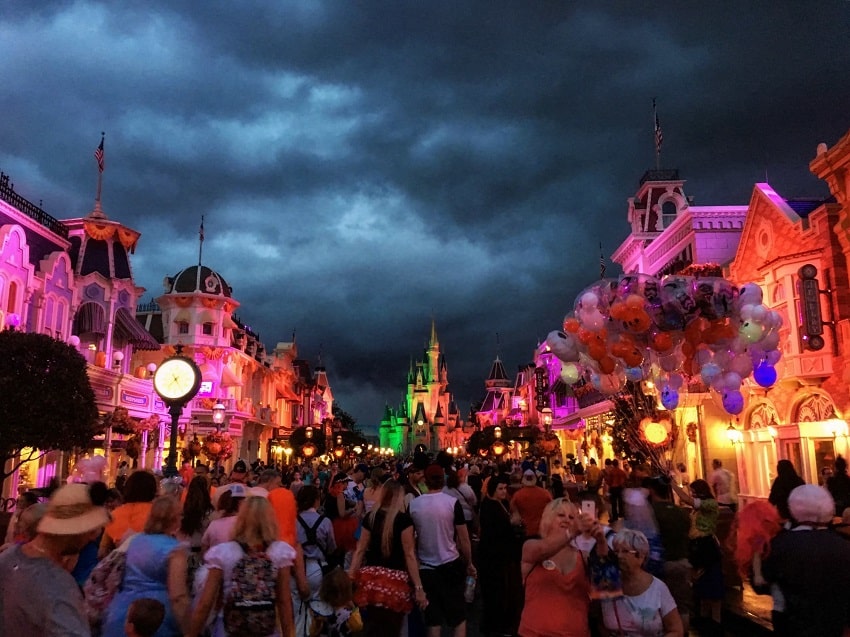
464, 575, 476, 603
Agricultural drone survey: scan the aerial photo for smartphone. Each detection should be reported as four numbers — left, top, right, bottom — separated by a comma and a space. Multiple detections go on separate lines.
581, 500, 597, 519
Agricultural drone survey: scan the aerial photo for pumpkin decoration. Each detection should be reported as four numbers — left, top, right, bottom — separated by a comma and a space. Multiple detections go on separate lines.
202, 431, 233, 461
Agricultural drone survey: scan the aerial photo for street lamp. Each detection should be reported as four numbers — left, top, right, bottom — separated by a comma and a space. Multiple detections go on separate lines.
212, 401, 227, 429
302, 426, 317, 459
542, 407, 553, 431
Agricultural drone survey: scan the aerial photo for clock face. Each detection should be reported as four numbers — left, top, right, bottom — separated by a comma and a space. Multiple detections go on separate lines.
154, 357, 202, 403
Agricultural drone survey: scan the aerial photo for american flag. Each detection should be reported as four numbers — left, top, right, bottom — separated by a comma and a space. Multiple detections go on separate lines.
599, 242, 606, 279
94, 136, 105, 173
654, 112, 663, 155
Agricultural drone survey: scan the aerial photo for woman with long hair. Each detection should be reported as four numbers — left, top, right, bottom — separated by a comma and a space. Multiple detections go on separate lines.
599, 529, 683, 637
478, 474, 522, 637
518, 498, 607, 637
179, 475, 214, 591
102, 495, 191, 636
349, 479, 427, 637
188, 496, 296, 637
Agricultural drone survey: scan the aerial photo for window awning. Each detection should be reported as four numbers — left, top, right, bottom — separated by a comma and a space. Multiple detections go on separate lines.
221, 365, 243, 387
73, 303, 107, 336
114, 307, 160, 351
275, 381, 300, 401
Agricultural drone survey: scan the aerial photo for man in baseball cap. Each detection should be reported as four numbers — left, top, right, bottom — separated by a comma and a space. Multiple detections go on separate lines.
0, 483, 109, 632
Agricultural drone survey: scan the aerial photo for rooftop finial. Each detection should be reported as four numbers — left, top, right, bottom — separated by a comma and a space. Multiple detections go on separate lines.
91, 132, 107, 219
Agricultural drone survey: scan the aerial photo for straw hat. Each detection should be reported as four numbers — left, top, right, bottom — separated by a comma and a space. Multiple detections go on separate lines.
37, 483, 109, 536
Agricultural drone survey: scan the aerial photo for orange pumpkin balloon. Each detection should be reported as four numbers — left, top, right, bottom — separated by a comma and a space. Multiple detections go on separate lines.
563, 317, 581, 333
650, 332, 673, 352
598, 356, 617, 374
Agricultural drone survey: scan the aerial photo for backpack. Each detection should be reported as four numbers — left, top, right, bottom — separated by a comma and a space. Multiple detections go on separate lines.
298, 514, 338, 574
223, 542, 278, 637
83, 534, 136, 636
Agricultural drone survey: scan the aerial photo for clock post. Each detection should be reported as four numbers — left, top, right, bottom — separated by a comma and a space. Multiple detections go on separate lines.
153, 345, 202, 479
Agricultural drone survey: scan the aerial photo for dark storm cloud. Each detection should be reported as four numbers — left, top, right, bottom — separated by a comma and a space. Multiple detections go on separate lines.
1, 2, 849, 430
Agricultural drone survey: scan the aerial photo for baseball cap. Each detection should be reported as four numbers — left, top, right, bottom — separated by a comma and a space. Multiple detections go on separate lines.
424, 464, 444, 480
232, 459, 247, 474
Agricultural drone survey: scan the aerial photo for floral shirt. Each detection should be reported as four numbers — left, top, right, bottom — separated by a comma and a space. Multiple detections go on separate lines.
690, 497, 719, 537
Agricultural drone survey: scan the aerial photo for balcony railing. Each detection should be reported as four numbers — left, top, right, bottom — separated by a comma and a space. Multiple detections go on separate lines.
0, 172, 69, 239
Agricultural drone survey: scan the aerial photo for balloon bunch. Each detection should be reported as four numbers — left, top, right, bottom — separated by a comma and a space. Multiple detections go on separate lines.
68, 454, 108, 484
545, 274, 783, 415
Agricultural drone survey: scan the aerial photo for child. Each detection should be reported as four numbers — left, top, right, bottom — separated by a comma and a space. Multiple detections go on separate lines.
124, 598, 165, 637
310, 568, 363, 637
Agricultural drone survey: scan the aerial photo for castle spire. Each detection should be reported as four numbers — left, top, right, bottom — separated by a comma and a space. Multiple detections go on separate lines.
430, 318, 438, 347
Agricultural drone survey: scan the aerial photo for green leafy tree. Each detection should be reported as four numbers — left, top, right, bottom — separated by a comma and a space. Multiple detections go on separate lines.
0, 331, 101, 485
332, 404, 358, 431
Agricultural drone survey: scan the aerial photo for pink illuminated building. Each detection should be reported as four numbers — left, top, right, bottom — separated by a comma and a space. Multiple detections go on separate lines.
0, 168, 330, 499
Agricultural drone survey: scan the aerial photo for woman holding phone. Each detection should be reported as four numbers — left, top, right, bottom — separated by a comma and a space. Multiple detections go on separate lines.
518, 498, 609, 637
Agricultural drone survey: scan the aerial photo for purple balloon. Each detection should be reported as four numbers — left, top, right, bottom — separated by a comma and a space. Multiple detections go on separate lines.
753, 362, 778, 388
722, 390, 745, 415
661, 386, 679, 410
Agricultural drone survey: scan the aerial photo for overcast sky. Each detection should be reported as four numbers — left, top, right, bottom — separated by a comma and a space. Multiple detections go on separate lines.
2, 2, 849, 432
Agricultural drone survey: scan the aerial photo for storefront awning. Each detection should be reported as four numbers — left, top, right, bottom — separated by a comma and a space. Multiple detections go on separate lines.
114, 307, 160, 351
221, 365, 243, 387
73, 302, 107, 336
275, 381, 300, 401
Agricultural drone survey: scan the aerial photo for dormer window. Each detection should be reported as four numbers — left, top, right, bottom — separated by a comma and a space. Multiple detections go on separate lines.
202, 322, 214, 336
177, 321, 189, 335
661, 201, 677, 229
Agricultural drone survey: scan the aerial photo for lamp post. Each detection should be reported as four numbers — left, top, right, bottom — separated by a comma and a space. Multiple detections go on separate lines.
212, 401, 227, 430
153, 346, 202, 478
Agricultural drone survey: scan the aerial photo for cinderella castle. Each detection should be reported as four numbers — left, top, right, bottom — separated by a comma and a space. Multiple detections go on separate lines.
378, 321, 469, 454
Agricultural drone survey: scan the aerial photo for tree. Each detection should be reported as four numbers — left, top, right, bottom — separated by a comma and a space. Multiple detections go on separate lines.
0, 330, 101, 485
332, 404, 358, 431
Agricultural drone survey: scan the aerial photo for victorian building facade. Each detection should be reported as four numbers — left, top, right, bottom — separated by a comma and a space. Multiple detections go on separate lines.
0, 169, 331, 499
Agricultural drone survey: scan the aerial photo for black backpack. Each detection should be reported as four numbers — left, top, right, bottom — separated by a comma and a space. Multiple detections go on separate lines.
297, 514, 338, 574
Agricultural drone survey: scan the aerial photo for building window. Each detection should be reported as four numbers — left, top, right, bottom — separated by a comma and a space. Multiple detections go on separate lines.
661, 201, 677, 229
202, 322, 214, 336
177, 321, 189, 335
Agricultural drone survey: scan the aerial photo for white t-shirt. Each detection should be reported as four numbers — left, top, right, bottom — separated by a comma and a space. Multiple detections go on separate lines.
200, 540, 297, 637
601, 576, 676, 637
409, 492, 465, 567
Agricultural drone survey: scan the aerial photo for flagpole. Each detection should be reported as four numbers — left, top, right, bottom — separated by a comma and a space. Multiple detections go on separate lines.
95, 132, 105, 203
599, 242, 606, 279
198, 214, 205, 268
653, 99, 659, 170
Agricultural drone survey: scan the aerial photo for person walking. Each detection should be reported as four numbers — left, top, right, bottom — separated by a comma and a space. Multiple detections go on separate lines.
0, 483, 110, 635
708, 459, 738, 513
510, 469, 552, 539
763, 485, 850, 637
409, 465, 476, 637
293, 485, 337, 637
188, 496, 296, 637
827, 455, 850, 517
768, 459, 805, 522
102, 495, 191, 637
349, 479, 427, 637
605, 459, 628, 524
477, 475, 522, 637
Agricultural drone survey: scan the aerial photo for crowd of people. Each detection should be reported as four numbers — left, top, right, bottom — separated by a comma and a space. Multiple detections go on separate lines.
3, 449, 850, 637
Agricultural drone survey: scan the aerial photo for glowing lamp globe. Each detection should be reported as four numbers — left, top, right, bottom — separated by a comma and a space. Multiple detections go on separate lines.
640, 418, 670, 446
302, 443, 316, 458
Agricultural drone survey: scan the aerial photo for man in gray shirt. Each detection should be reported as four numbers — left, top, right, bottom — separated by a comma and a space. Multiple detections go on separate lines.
0, 483, 109, 636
